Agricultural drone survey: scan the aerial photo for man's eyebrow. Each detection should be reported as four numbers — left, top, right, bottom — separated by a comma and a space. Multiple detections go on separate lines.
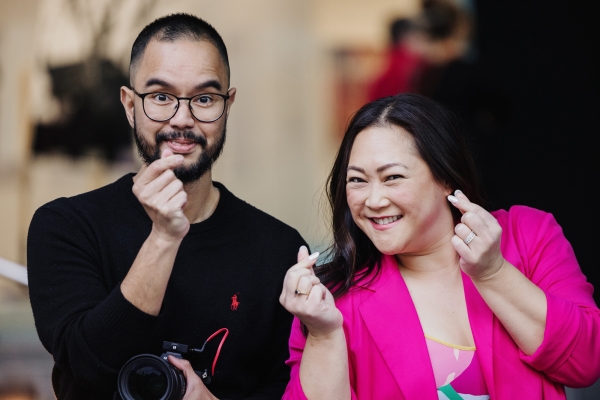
143, 79, 224, 92
144, 78, 174, 89
194, 79, 223, 92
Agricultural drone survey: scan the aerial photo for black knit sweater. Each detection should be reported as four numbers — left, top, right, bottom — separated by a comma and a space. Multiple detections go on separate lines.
27, 174, 306, 399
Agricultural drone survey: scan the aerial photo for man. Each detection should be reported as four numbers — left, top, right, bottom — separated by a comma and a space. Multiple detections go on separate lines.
28, 13, 306, 399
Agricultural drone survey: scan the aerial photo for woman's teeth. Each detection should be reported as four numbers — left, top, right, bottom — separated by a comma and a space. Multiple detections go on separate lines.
372, 215, 401, 225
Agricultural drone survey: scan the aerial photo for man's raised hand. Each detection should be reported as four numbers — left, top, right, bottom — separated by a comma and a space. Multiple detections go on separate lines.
133, 149, 190, 241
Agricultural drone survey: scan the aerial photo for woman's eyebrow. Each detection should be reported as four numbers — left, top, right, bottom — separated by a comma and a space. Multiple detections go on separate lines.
376, 163, 408, 172
347, 166, 365, 173
347, 163, 408, 173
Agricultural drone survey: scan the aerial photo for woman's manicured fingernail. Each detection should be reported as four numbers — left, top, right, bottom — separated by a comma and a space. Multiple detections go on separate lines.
447, 195, 459, 204
454, 189, 463, 196
308, 252, 320, 261
299, 245, 307, 252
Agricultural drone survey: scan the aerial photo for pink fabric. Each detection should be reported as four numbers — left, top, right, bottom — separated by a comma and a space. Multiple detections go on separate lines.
283, 206, 600, 399
451, 348, 488, 396
425, 338, 475, 389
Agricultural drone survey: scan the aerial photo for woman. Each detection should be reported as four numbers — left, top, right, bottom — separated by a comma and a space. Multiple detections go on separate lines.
279, 94, 600, 399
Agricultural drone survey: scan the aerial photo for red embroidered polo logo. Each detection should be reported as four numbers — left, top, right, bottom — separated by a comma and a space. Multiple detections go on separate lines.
231, 293, 240, 310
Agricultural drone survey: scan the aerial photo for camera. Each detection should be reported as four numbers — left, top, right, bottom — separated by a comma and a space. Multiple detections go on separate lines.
117, 341, 210, 400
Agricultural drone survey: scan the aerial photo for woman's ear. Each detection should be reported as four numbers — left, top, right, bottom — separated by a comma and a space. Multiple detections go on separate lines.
443, 182, 454, 197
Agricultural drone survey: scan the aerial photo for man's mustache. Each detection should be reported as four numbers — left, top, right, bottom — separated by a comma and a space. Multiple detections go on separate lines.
155, 131, 207, 147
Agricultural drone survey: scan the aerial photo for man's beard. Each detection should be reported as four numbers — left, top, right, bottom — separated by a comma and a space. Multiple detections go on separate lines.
133, 118, 226, 184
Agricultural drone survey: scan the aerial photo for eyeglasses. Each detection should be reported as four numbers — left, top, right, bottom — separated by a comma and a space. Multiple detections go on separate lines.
133, 89, 230, 123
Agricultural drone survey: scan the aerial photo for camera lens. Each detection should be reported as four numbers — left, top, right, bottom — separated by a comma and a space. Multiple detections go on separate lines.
118, 354, 186, 400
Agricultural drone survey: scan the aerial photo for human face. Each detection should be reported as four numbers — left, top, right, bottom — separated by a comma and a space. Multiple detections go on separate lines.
121, 39, 236, 183
345, 125, 454, 256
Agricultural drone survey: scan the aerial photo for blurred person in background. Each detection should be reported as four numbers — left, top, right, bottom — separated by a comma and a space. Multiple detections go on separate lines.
0, 382, 37, 400
280, 94, 600, 399
368, 0, 473, 101
27, 13, 306, 400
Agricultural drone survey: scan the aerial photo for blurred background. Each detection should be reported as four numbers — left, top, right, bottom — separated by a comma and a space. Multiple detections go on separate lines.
0, 0, 598, 398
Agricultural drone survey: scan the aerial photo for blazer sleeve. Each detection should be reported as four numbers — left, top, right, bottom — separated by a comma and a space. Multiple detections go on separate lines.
283, 317, 358, 400
503, 207, 600, 387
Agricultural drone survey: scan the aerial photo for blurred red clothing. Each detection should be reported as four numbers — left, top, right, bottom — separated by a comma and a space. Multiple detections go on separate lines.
368, 44, 426, 101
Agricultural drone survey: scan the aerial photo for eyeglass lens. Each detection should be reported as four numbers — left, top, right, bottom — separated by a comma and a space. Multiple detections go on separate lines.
143, 93, 226, 122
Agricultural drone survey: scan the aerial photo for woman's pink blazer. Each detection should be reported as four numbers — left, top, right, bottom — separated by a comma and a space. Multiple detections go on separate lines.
283, 206, 600, 399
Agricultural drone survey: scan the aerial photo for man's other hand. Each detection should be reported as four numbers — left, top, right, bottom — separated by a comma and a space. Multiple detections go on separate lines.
168, 355, 219, 400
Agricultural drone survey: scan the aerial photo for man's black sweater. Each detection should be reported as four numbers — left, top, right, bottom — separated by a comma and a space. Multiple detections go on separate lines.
27, 174, 306, 399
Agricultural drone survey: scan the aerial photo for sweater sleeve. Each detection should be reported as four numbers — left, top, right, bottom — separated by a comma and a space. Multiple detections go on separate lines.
282, 317, 358, 400
27, 204, 159, 393
506, 207, 600, 387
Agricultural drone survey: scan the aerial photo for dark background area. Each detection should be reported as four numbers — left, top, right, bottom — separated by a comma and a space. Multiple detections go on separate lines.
433, 0, 600, 303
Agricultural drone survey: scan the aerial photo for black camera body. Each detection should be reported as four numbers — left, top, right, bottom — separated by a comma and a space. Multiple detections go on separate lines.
118, 341, 208, 400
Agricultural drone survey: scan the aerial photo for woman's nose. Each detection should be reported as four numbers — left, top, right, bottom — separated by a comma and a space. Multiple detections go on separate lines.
365, 184, 390, 210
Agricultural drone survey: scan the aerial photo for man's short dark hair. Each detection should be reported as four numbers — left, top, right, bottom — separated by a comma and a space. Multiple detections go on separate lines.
130, 13, 230, 82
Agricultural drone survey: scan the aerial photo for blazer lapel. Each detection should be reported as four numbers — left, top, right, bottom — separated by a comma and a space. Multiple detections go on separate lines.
358, 255, 438, 400
463, 272, 496, 398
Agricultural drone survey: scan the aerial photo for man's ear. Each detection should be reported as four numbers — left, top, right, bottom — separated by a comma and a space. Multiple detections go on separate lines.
120, 86, 135, 128
224, 87, 237, 119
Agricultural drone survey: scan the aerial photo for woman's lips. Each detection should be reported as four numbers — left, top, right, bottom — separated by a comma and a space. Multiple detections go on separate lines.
369, 215, 402, 230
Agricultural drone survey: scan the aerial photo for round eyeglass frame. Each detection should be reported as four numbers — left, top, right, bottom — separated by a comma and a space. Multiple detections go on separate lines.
133, 89, 230, 123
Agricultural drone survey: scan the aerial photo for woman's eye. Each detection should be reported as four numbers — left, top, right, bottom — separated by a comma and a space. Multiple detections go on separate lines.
385, 174, 403, 182
347, 177, 364, 183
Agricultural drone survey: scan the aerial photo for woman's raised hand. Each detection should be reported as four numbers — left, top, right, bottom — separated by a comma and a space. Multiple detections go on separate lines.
280, 246, 343, 337
448, 190, 507, 281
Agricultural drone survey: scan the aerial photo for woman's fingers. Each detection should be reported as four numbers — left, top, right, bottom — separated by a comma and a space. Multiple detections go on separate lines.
449, 190, 497, 226
280, 248, 320, 304
297, 245, 310, 263
302, 284, 344, 338
448, 191, 506, 281
295, 274, 321, 297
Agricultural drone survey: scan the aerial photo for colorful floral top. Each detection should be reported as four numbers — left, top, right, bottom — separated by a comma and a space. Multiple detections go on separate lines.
425, 335, 490, 400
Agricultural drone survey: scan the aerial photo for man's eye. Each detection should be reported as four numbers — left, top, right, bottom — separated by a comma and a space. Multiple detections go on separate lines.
195, 95, 214, 106
152, 93, 172, 102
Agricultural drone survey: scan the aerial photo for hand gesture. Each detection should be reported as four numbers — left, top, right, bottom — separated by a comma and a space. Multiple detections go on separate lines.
168, 356, 218, 400
448, 190, 506, 281
279, 246, 343, 338
132, 149, 190, 241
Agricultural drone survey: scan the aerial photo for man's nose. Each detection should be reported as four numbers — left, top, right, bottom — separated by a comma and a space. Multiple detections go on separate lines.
169, 100, 196, 129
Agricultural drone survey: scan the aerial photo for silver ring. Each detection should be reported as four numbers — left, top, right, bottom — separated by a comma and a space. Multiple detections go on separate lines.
295, 289, 310, 296
464, 230, 476, 245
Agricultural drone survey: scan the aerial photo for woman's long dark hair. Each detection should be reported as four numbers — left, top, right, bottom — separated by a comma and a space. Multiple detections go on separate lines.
318, 93, 483, 299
